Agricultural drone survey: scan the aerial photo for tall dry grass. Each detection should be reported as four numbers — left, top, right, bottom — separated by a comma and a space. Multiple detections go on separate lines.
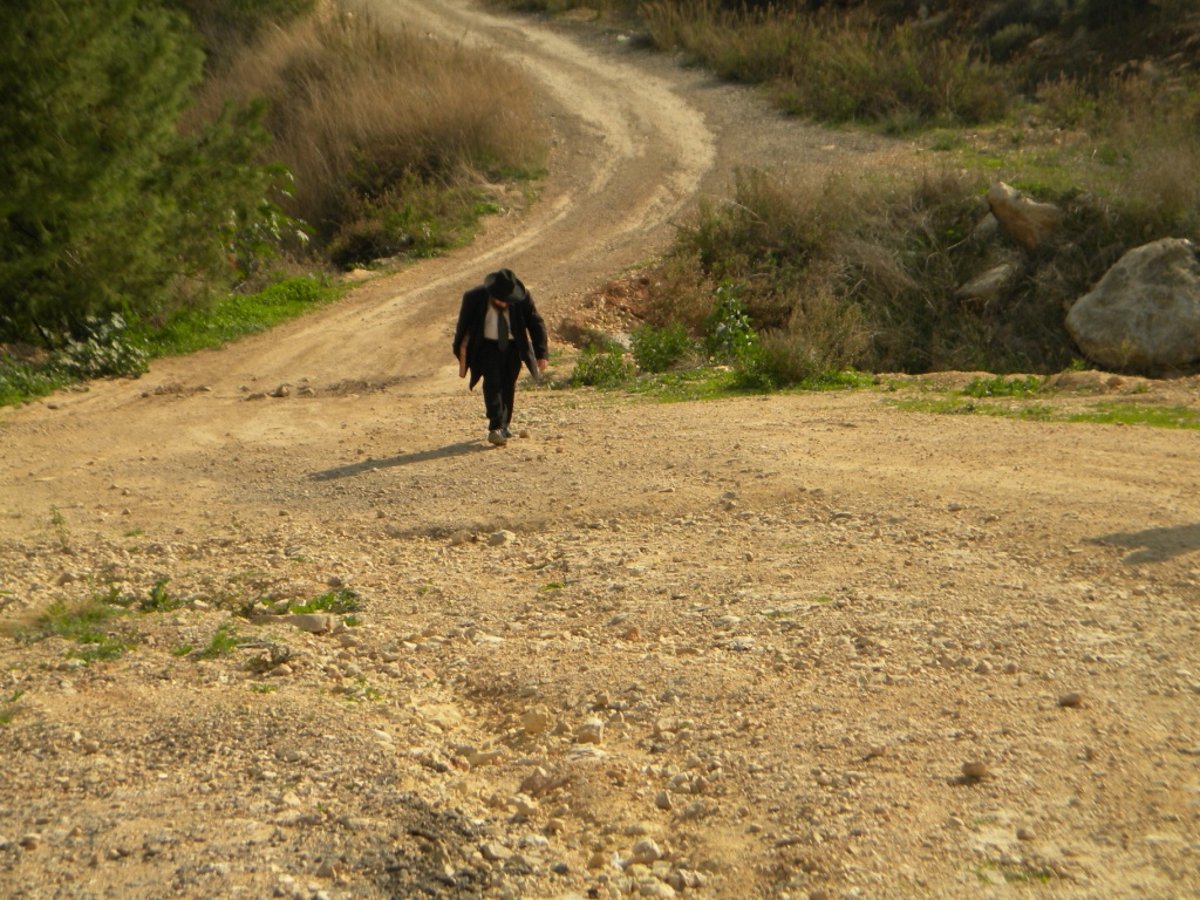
193, 3, 548, 261
648, 134, 1200, 380
641, 0, 1011, 129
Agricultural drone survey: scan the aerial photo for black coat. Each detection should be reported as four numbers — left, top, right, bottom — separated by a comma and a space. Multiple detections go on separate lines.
452, 279, 548, 390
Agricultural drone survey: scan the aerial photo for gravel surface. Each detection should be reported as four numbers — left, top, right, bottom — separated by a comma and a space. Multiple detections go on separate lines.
2, 2, 1199, 898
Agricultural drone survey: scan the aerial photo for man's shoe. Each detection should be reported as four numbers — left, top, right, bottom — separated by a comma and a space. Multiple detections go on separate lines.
487, 429, 507, 446
501, 426, 513, 439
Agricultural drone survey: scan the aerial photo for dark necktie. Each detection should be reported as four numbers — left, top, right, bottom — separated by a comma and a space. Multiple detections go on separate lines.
497, 310, 509, 352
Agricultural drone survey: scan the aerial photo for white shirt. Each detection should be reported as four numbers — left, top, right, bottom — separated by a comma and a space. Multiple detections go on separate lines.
483, 303, 510, 341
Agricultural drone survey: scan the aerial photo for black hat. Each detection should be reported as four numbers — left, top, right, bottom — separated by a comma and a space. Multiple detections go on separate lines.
484, 268, 526, 303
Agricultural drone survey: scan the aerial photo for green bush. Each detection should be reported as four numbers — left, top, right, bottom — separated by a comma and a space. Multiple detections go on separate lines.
0, 0, 288, 348
569, 345, 635, 387
631, 322, 695, 373
55, 314, 150, 380
703, 283, 760, 362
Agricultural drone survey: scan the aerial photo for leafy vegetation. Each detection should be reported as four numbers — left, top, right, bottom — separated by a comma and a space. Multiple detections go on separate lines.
16, 599, 135, 663
0, 276, 340, 407
0, 690, 26, 726
631, 323, 695, 374
569, 344, 637, 387
196, 623, 242, 659
286, 588, 362, 615
0, 0, 290, 348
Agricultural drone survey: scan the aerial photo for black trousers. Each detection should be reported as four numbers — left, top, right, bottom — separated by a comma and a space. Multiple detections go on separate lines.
478, 339, 520, 431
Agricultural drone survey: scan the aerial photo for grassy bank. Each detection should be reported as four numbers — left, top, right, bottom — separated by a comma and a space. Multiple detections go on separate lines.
0, 278, 343, 407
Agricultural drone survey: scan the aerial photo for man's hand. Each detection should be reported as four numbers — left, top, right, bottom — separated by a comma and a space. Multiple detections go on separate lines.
537, 358, 548, 373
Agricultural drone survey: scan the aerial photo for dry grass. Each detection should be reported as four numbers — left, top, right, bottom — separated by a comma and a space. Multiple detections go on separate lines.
641, 1, 1011, 130
192, 3, 548, 258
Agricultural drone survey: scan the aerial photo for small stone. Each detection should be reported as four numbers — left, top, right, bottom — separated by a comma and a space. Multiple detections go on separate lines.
488, 530, 517, 547
629, 838, 662, 864
962, 761, 989, 780
655, 791, 672, 811
286, 613, 332, 634
481, 842, 512, 862
1017, 827, 1036, 841
575, 718, 605, 744
1058, 691, 1084, 708
520, 707, 553, 736
19, 834, 40, 850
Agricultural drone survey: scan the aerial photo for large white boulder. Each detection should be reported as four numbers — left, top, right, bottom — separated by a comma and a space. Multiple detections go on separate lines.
1065, 238, 1200, 373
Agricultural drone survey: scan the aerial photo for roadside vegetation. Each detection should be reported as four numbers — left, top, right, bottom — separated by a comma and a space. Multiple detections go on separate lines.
493, 0, 1200, 384
4, 1, 1197, 410
1, 0, 547, 407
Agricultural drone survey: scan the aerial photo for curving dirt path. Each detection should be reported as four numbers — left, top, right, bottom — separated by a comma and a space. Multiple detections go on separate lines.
2, 2, 1199, 898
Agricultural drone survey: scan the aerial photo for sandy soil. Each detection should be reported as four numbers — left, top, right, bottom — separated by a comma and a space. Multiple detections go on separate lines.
2, 2, 1199, 898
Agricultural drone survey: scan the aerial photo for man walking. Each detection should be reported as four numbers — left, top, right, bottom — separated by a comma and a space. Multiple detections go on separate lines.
452, 268, 548, 446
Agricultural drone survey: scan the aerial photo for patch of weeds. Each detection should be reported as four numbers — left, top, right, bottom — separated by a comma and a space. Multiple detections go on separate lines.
891, 396, 1200, 430
123, 528, 144, 538
335, 677, 381, 702
196, 623, 242, 659
171, 643, 194, 657
18, 599, 134, 663
288, 587, 362, 615
812, 595, 835, 604
631, 322, 696, 374
929, 131, 966, 152
342, 615, 362, 628
624, 367, 741, 402
0, 689, 25, 725
962, 375, 1043, 398
569, 344, 635, 388
791, 369, 877, 392
540, 582, 566, 592
1068, 403, 1200, 430
137, 578, 186, 613
249, 683, 278, 694
49, 506, 70, 550
976, 861, 1055, 884
105, 579, 187, 614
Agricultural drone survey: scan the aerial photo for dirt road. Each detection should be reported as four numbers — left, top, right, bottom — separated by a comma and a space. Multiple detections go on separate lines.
2, 2, 1198, 897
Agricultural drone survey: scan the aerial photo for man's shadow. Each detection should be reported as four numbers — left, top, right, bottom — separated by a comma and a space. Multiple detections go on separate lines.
1087, 523, 1200, 564
308, 440, 487, 481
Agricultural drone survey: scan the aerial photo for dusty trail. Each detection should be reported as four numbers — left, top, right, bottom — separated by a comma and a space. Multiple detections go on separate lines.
1, 2, 1199, 898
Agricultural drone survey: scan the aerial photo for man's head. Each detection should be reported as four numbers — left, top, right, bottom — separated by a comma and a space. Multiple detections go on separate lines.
484, 268, 525, 305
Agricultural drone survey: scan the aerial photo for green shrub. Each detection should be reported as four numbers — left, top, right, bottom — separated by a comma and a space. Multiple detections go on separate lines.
631, 322, 695, 373
0, 355, 67, 407
0, 0, 287, 347
570, 345, 635, 387
54, 314, 149, 380
703, 283, 759, 362
17, 598, 134, 663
